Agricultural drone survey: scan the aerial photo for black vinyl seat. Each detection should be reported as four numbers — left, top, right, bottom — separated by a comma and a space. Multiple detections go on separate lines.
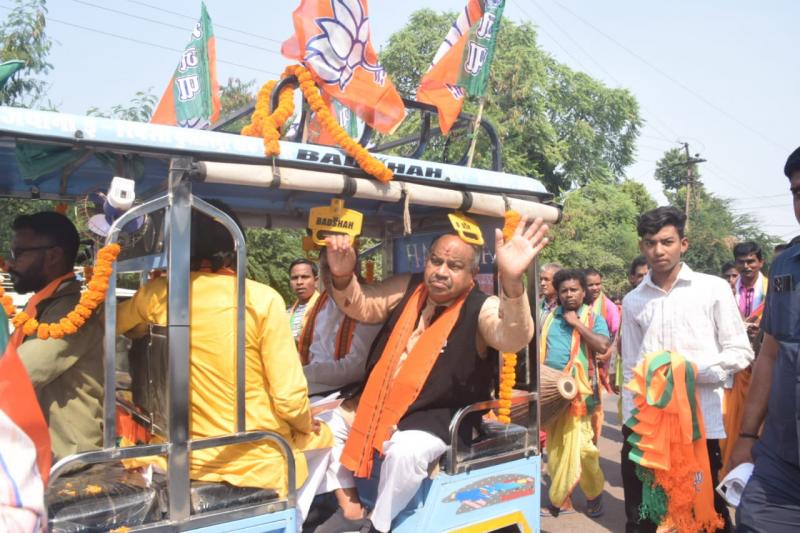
48, 463, 282, 532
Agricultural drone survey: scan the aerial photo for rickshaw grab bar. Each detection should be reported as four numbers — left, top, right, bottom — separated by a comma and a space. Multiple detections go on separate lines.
197, 161, 562, 224
104, 194, 170, 448
446, 392, 538, 474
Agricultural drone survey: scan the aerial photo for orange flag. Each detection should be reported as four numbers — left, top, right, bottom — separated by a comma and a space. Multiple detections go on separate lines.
281, 0, 406, 134
417, 0, 484, 135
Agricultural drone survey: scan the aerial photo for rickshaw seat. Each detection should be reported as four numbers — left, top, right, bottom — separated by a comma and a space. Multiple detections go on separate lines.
48, 463, 282, 531
48, 463, 160, 532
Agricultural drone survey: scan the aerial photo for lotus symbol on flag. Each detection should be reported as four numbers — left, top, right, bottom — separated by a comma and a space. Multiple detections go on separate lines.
305, 0, 386, 90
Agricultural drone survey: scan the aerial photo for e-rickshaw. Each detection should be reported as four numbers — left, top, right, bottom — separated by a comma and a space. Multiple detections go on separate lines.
0, 92, 560, 532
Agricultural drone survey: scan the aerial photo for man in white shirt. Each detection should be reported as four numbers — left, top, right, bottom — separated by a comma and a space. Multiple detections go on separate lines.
620, 206, 753, 533
299, 249, 383, 396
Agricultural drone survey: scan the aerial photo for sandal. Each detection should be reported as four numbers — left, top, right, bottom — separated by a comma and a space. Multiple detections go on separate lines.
586, 496, 604, 518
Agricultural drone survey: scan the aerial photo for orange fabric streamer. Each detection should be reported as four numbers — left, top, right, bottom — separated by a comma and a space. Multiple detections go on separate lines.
720, 368, 752, 475
296, 291, 356, 365
341, 284, 469, 478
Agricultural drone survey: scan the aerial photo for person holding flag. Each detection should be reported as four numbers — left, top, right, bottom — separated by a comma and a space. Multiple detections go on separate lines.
150, 2, 220, 129
417, 0, 506, 136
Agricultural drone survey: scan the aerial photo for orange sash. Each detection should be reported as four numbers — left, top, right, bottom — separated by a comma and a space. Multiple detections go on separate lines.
297, 291, 356, 365
8, 272, 76, 348
341, 283, 469, 478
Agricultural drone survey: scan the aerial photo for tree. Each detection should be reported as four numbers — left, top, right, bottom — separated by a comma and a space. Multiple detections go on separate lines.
541, 181, 654, 294
87, 90, 158, 122
654, 147, 697, 193
0, 0, 52, 107
379, 9, 642, 193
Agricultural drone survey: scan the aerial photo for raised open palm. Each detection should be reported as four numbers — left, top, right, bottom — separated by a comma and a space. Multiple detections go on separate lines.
495, 216, 550, 283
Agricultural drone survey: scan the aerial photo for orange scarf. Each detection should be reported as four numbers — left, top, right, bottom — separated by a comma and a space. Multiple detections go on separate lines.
341, 284, 468, 478
297, 291, 357, 365
1, 271, 75, 481
626, 351, 722, 533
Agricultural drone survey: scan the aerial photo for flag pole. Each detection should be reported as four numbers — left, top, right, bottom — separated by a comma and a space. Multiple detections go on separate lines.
465, 96, 485, 168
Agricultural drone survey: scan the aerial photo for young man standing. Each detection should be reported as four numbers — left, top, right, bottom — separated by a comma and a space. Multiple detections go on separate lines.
287, 258, 320, 342
541, 269, 610, 518
584, 268, 619, 441
728, 148, 800, 530
733, 241, 768, 341
721, 261, 739, 295
627, 256, 649, 289
620, 206, 753, 533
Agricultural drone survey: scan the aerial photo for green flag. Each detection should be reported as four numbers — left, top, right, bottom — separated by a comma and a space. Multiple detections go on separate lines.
0, 60, 25, 91
457, 0, 505, 97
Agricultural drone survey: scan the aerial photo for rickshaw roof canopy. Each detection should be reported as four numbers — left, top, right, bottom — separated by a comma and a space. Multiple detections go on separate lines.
0, 107, 557, 225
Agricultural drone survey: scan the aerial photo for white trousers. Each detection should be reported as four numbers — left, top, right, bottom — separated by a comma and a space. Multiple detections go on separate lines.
295, 409, 355, 530
370, 429, 447, 532
301, 411, 448, 533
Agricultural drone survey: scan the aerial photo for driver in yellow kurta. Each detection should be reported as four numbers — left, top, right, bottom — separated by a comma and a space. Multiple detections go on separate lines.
116, 200, 331, 519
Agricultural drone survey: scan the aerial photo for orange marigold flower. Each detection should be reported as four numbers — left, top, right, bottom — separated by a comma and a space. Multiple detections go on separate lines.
49, 324, 64, 339
75, 305, 92, 318
37, 323, 50, 340
60, 318, 78, 335
22, 319, 38, 336
502, 210, 522, 242
12, 311, 29, 328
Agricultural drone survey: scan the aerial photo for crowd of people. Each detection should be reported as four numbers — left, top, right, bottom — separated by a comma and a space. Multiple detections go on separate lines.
3, 147, 800, 533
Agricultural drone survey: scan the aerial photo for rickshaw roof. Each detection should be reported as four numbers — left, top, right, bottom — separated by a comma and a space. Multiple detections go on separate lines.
0, 107, 555, 224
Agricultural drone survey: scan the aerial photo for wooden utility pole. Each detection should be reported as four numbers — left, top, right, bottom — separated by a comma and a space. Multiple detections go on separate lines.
680, 142, 706, 232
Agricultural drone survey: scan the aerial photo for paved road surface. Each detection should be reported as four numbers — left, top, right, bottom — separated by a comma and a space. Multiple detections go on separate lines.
540, 393, 626, 533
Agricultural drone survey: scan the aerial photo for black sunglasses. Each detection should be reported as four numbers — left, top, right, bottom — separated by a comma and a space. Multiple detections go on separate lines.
8, 245, 55, 261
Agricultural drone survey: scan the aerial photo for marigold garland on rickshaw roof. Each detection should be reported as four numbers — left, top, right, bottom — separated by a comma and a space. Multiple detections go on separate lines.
242, 64, 394, 183
10, 243, 122, 340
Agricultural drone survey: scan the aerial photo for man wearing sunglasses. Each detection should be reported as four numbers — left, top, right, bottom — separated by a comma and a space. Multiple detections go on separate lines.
8, 211, 104, 461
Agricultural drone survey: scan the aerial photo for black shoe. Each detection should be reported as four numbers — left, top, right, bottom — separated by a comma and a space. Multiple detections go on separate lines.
313, 508, 367, 533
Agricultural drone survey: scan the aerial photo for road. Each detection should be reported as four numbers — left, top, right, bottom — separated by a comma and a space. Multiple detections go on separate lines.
540, 393, 626, 533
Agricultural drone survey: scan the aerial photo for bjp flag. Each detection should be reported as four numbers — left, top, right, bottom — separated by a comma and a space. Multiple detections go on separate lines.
282, 0, 405, 134
417, 0, 505, 134
150, 2, 220, 128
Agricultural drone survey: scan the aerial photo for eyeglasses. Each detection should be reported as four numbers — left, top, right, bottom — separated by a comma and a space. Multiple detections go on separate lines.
8, 245, 55, 261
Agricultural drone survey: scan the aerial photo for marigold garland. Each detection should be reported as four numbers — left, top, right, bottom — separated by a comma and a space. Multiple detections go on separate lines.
241, 64, 393, 183
496, 209, 522, 424
10, 243, 122, 340
0, 286, 16, 317
498, 352, 517, 424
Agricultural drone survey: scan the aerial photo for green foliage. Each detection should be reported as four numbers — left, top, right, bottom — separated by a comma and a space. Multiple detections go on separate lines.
541, 181, 649, 294
378, 9, 641, 193
217, 77, 257, 133
86, 90, 158, 122
245, 228, 305, 304
0, 0, 52, 107
654, 148, 697, 193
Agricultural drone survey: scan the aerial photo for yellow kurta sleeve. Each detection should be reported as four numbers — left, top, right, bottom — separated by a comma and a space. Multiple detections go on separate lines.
259, 287, 313, 435
117, 279, 168, 337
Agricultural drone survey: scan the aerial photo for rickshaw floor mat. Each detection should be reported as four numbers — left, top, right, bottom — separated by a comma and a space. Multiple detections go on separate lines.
48, 463, 281, 532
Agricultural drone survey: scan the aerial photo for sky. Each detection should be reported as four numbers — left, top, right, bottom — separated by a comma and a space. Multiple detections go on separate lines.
21, 0, 800, 240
